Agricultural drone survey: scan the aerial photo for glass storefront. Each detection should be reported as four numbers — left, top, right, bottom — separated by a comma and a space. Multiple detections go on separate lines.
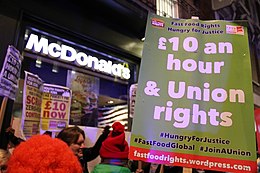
11, 27, 138, 136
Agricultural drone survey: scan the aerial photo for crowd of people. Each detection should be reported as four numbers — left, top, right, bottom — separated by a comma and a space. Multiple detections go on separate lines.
0, 122, 237, 173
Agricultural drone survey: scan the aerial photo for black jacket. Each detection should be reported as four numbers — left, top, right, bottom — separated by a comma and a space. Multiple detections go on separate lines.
80, 127, 110, 173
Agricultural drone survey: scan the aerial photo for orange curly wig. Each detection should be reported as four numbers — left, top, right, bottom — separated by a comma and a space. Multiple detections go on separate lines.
7, 135, 82, 173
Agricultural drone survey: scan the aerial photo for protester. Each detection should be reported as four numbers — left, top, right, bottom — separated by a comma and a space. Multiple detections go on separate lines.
0, 149, 10, 173
43, 130, 52, 137
132, 163, 183, 173
92, 121, 131, 173
7, 134, 82, 173
5, 127, 24, 147
129, 161, 153, 173
57, 125, 110, 173
132, 162, 203, 173
155, 165, 183, 173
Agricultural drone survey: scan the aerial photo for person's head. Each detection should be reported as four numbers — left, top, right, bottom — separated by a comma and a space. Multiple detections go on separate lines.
43, 131, 52, 137
7, 135, 82, 173
100, 121, 129, 159
0, 149, 10, 173
56, 126, 85, 156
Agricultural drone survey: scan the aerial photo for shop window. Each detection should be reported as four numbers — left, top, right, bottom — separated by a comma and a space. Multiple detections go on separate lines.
12, 55, 134, 133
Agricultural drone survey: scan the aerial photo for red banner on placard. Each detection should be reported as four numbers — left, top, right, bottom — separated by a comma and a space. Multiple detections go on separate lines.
129, 146, 257, 173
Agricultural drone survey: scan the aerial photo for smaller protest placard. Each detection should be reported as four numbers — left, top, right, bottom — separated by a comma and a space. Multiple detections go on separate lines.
41, 84, 71, 131
21, 72, 72, 138
0, 45, 23, 100
129, 83, 138, 118
21, 71, 43, 139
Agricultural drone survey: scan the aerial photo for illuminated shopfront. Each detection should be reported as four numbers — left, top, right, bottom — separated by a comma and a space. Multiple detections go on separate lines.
11, 26, 138, 135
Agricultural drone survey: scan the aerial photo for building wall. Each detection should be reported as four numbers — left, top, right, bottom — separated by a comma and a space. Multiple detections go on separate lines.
0, 0, 145, 59
212, 0, 260, 107
0, 15, 17, 67
178, 0, 214, 19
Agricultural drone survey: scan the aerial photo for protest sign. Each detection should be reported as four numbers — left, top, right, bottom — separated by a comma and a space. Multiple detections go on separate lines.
21, 71, 43, 139
129, 13, 256, 173
0, 45, 22, 133
21, 72, 72, 138
41, 84, 71, 131
129, 83, 138, 118
0, 45, 23, 100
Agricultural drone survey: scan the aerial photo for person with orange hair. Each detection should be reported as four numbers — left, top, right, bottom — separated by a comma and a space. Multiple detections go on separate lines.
7, 134, 82, 173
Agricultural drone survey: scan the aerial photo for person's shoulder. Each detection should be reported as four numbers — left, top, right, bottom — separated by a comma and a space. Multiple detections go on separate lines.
93, 164, 131, 173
